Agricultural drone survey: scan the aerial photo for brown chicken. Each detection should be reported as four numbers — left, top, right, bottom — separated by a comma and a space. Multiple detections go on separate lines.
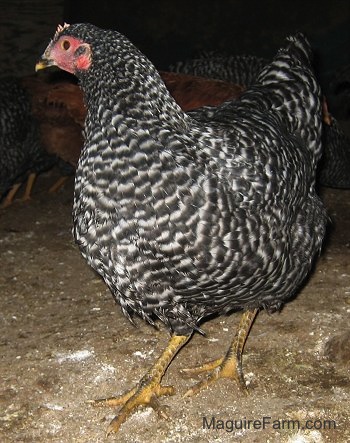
22, 75, 84, 163
20, 74, 84, 193
160, 71, 243, 110
17, 71, 241, 196
27, 70, 242, 119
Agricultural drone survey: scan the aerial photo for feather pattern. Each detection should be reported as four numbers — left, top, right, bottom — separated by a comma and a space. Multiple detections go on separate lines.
41, 24, 327, 335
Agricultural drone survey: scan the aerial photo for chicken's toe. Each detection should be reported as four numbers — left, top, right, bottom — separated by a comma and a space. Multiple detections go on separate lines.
183, 309, 257, 397
90, 334, 190, 434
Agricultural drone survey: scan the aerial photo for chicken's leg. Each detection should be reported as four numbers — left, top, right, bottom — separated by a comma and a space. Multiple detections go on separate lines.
182, 309, 258, 396
93, 334, 190, 435
21, 172, 36, 201
49, 176, 69, 193
0, 183, 21, 208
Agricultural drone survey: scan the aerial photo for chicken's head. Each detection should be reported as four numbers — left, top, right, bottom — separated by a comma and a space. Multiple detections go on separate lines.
36, 23, 92, 75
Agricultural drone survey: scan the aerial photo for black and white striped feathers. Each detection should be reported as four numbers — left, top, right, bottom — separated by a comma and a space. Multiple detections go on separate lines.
319, 118, 350, 188
41, 24, 327, 335
170, 53, 269, 87
171, 52, 350, 189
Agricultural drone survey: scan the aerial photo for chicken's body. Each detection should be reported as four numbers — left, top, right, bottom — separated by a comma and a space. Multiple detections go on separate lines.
69, 27, 326, 333
37, 24, 327, 433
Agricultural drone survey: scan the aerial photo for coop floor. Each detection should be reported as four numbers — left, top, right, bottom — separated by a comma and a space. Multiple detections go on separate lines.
0, 170, 349, 443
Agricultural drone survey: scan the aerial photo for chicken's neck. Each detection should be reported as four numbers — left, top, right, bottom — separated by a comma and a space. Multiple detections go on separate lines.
80, 60, 188, 131
75, 68, 196, 192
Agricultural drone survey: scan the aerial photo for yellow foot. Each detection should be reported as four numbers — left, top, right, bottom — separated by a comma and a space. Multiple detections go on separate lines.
183, 309, 258, 397
182, 351, 247, 397
93, 379, 175, 435
181, 357, 224, 376
91, 334, 190, 435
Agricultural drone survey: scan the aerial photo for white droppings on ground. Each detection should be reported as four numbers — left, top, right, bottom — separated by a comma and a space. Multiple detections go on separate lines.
56, 349, 94, 363
42, 403, 65, 411
93, 363, 117, 383
245, 371, 255, 386
47, 422, 63, 435
286, 429, 324, 443
133, 349, 154, 359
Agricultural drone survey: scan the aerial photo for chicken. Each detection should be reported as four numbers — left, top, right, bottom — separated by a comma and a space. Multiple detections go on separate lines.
41, 81, 86, 127
160, 71, 243, 110
36, 23, 327, 434
31, 93, 83, 168
170, 53, 269, 87
36, 57, 349, 194
318, 114, 350, 188
0, 77, 56, 207
21, 75, 84, 192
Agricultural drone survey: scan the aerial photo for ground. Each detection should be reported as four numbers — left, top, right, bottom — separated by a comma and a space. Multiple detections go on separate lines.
0, 170, 349, 443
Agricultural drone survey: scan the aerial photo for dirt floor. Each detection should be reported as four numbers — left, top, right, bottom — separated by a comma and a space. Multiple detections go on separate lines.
0, 169, 349, 443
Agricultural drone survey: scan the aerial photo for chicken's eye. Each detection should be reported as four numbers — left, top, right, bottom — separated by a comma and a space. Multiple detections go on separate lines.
61, 40, 71, 51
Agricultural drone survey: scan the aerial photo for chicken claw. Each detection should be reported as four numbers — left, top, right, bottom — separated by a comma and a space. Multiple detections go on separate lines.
182, 309, 258, 397
91, 334, 190, 435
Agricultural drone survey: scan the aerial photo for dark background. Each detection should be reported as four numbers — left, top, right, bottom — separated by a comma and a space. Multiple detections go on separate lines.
0, 1, 348, 94
63, 0, 349, 91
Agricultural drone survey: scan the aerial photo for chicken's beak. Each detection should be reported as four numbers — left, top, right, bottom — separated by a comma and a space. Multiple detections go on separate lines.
35, 58, 55, 72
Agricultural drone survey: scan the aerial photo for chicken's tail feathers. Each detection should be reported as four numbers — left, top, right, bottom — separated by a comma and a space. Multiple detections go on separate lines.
257, 32, 316, 85
280, 32, 313, 67
253, 32, 323, 165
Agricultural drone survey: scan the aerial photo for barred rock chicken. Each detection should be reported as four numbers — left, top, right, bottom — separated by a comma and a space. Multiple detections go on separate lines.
318, 115, 350, 188
37, 23, 327, 434
0, 77, 56, 207
170, 53, 269, 87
